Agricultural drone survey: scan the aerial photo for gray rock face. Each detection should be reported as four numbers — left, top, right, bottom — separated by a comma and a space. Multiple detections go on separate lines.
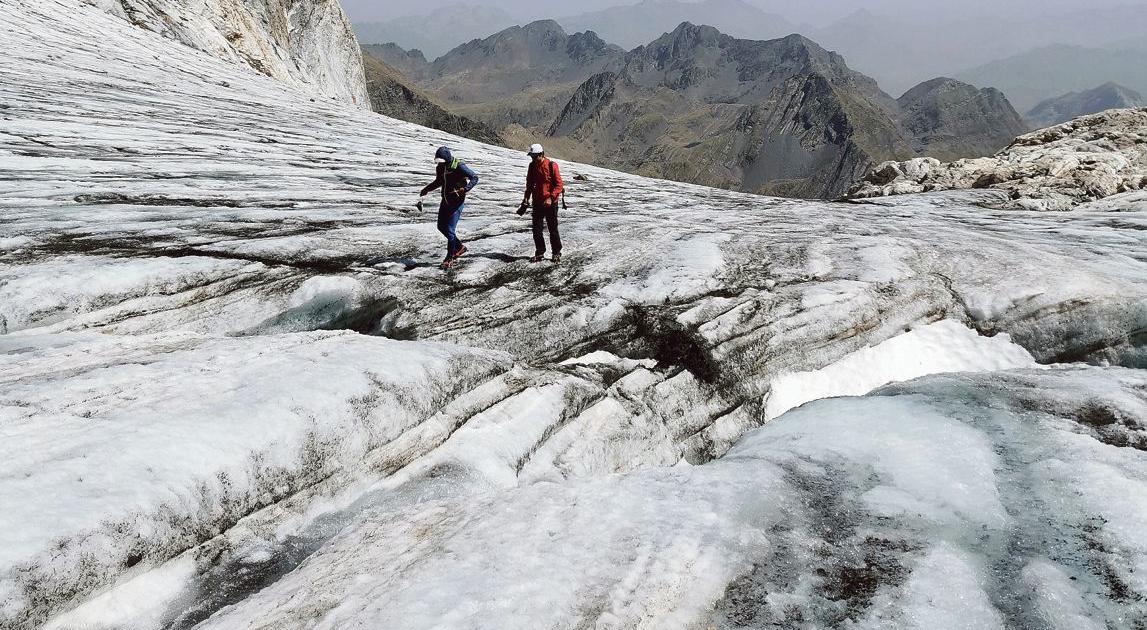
430, 21, 623, 104
415, 20, 626, 134
382, 21, 1021, 200
849, 108, 1147, 210
82, 0, 370, 108
550, 24, 914, 199
897, 77, 1029, 162
362, 52, 504, 146
548, 25, 1028, 200
1027, 82, 1146, 129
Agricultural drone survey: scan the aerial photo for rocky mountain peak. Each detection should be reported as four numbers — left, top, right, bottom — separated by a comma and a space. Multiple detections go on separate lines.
663, 21, 725, 47
897, 77, 1028, 161
565, 30, 616, 62
434, 20, 615, 75
519, 19, 566, 37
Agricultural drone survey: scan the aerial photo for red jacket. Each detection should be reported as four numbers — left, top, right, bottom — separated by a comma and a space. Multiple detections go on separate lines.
525, 158, 564, 206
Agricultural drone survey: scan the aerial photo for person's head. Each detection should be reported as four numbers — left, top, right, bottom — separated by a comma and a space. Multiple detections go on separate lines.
435, 146, 453, 164
527, 143, 545, 163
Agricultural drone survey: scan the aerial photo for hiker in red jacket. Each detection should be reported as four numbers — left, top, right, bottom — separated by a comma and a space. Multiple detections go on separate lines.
519, 143, 564, 263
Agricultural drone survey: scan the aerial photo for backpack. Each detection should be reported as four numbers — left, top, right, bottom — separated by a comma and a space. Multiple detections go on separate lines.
549, 159, 568, 210
442, 158, 467, 205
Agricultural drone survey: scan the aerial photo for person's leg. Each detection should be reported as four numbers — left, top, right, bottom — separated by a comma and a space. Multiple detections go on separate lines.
546, 205, 562, 256
447, 204, 464, 256
436, 203, 452, 260
435, 204, 449, 258
531, 205, 546, 257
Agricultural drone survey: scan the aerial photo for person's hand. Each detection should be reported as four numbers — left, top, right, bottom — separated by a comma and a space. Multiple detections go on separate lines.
543, 197, 553, 207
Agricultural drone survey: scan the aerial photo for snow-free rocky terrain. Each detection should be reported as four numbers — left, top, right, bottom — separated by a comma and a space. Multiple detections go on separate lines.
3, 1, 1147, 628
850, 108, 1147, 211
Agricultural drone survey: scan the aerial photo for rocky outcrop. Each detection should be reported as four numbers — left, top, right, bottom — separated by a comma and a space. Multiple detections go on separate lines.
1026, 82, 1146, 128
83, 0, 370, 107
547, 71, 617, 137
362, 53, 504, 146
849, 108, 1147, 210
897, 77, 1028, 161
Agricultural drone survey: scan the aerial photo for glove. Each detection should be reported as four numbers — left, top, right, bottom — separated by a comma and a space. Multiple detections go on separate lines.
516, 201, 529, 216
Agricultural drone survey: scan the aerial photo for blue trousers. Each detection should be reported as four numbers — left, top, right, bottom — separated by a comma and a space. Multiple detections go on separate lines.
437, 202, 464, 258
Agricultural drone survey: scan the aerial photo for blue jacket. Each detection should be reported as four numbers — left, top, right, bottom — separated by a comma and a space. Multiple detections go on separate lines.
421, 147, 479, 209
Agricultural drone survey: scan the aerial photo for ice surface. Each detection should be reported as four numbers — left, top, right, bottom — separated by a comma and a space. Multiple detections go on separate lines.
193, 367, 1147, 629
2, 0, 1147, 627
0, 331, 510, 625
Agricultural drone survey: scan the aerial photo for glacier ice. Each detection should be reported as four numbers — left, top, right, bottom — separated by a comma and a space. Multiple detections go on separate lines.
1, 0, 1147, 628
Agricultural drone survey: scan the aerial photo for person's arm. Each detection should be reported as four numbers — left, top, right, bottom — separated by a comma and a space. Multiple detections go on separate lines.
523, 163, 535, 203
550, 161, 564, 204
459, 162, 479, 192
420, 166, 444, 197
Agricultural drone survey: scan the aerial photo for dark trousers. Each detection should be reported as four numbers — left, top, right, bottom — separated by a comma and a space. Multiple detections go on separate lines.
437, 202, 463, 258
531, 203, 561, 256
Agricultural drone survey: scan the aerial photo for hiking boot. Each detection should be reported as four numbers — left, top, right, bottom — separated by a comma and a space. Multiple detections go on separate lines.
529, 254, 544, 263
552, 254, 561, 263
440, 258, 454, 270
453, 244, 468, 259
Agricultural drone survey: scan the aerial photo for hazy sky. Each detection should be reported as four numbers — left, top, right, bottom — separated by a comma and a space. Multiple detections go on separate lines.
341, 0, 1145, 26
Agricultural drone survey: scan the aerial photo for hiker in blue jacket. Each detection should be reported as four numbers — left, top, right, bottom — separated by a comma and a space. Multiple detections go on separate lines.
420, 146, 479, 269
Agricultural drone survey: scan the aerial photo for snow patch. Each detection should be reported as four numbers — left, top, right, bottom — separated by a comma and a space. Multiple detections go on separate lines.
765, 320, 1038, 419
43, 556, 195, 630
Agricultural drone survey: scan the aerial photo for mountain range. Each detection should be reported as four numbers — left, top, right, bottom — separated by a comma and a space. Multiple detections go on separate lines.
956, 44, 1147, 112
1025, 83, 1146, 128
351, 1, 1147, 104
811, 4, 1147, 98
361, 53, 504, 145
369, 21, 1027, 198
353, 6, 518, 59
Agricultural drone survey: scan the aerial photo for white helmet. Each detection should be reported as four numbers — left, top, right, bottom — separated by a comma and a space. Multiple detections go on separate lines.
527, 143, 544, 156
